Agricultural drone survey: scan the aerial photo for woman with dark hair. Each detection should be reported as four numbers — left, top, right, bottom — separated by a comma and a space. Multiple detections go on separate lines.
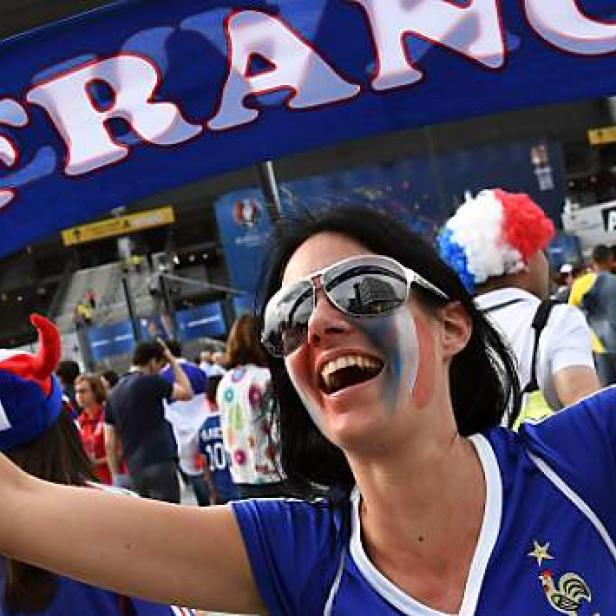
217, 314, 283, 498
258, 206, 519, 498
1, 207, 616, 614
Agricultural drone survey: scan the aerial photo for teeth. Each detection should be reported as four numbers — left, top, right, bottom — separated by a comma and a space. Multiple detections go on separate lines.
320, 354, 381, 383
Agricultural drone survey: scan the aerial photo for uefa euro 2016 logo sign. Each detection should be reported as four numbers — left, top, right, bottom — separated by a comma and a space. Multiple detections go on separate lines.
232, 198, 261, 228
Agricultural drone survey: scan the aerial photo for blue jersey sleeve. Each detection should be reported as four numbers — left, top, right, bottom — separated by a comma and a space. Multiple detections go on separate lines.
520, 386, 616, 542
231, 498, 345, 616
162, 362, 207, 394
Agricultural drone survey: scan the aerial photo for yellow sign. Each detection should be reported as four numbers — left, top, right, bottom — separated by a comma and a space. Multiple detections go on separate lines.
588, 126, 616, 146
62, 206, 175, 246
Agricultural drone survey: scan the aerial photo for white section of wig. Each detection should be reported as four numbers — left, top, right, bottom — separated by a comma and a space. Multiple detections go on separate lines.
447, 190, 524, 284
0, 349, 19, 362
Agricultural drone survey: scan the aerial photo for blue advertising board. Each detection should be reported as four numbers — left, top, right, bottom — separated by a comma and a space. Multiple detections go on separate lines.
87, 303, 226, 362
175, 302, 227, 341
1, 0, 616, 256
232, 293, 256, 317
280, 137, 566, 226
437, 138, 566, 222
546, 232, 583, 270
87, 319, 135, 362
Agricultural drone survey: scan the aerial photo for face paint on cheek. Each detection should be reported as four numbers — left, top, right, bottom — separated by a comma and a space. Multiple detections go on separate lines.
352, 308, 419, 414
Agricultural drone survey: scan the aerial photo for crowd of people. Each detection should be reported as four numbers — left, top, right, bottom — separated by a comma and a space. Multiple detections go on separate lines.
49, 319, 284, 510
1, 189, 616, 614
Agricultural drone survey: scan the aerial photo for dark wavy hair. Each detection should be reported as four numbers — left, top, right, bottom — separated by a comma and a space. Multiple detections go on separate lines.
257, 205, 520, 499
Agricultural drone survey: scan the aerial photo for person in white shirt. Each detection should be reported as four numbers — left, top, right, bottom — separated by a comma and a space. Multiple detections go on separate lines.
217, 315, 282, 498
438, 188, 599, 425
161, 340, 212, 506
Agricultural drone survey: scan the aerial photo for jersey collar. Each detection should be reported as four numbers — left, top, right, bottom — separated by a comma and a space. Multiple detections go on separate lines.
349, 434, 502, 616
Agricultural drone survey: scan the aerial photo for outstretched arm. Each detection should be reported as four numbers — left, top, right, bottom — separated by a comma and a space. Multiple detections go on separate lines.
0, 453, 265, 614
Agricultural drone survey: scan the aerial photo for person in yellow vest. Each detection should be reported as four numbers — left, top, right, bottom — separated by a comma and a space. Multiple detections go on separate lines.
569, 244, 616, 386
75, 301, 93, 326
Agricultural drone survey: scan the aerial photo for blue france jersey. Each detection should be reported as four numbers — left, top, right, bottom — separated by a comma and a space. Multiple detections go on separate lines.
198, 411, 237, 502
232, 387, 616, 615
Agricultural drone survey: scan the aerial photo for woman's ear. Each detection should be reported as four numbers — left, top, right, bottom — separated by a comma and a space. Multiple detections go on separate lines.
438, 301, 472, 360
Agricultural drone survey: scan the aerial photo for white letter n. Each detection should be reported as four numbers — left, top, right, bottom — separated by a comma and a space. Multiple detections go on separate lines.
349, 0, 505, 90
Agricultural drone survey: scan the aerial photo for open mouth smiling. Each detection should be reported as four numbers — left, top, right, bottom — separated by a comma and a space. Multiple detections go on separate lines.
318, 354, 384, 395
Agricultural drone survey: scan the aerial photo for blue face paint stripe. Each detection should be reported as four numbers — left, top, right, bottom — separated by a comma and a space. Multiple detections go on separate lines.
286, 306, 420, 431
355, 311, 417, 415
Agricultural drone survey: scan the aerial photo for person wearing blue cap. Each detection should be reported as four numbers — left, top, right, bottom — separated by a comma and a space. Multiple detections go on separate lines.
0, 314, 193, 616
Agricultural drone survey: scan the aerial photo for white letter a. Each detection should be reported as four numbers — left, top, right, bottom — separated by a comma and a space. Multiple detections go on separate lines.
208, 11, 360, 131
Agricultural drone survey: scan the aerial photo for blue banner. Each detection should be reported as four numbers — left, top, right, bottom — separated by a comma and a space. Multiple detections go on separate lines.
214, 190, 273, 295
216, 136, 565, 314
2, 0, 616, 257
547, 233, 583, 269
87, 319, 135, 362
232, 293, 257, 317
175, 302, 227, 340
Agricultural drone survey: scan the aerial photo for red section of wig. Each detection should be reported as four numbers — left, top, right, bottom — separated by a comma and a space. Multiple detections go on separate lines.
0, 314, 60, 395
496, 189, 555, 264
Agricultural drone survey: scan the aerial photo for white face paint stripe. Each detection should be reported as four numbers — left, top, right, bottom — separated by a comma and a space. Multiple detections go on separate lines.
0, 397, 11, 432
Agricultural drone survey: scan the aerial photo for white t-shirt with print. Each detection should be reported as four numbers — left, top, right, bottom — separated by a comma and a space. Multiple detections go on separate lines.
217, 364, 279, 485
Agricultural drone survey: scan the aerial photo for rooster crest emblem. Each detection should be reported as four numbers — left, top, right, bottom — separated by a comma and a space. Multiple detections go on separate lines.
538, 570, 592, 615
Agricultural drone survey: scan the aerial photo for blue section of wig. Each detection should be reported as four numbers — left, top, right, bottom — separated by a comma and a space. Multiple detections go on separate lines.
0, 373, 63, 452
436, 228, 476, 294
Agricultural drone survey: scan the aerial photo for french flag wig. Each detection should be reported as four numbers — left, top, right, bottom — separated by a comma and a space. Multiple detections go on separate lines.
0, 314, 63, 451
437, 189, 555, 293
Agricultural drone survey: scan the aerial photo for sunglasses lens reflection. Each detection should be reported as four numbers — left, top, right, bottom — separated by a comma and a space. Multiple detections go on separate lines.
324, 260, 407, 317
263, 280, 312, 356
